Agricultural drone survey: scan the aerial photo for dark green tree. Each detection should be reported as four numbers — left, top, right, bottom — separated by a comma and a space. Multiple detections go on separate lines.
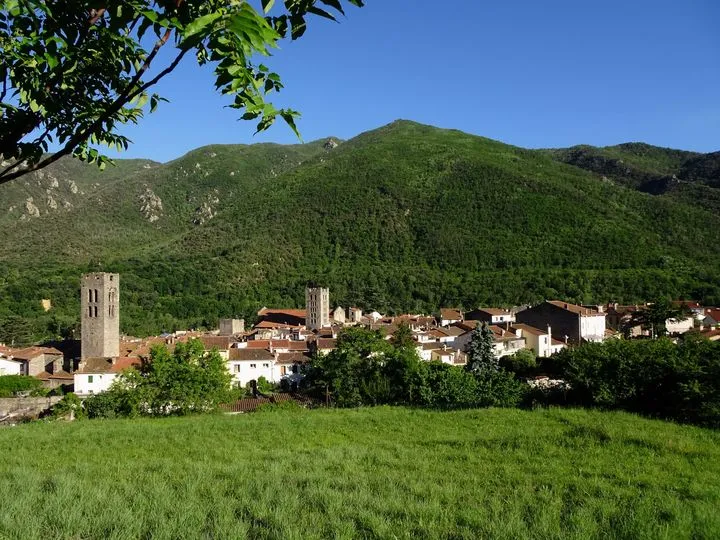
466, 323, 498, 375
625, 300, 691, 338
390, 321, 415, 350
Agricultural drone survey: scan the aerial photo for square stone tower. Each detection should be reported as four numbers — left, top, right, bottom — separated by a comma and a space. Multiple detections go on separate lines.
81, 273, 120, 360
305, 286, 330, 331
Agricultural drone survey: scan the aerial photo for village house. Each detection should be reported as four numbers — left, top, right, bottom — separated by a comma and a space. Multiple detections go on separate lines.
0, 352, 24, 376
672, 301, 705, 321
74, 357, 140, 395
465, 308, 515, 325
511, 324, 566, 358
439, 308, 463, 327
227, 348, 276, 388
702, 308, 720, 328
517, 301, 606, 344
430, 346, 467, 366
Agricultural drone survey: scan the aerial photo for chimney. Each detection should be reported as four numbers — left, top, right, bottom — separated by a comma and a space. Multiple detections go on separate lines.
564, 335, 569, 344
269, 341, 274, 354
547, 325, 552, 338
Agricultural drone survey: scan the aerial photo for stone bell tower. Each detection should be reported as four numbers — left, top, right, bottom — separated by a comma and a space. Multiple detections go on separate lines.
305, 286, 330, 331
81, 273, 120, 360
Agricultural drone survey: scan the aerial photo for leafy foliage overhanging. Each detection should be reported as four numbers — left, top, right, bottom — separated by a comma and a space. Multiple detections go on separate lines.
0, 0, 363, 183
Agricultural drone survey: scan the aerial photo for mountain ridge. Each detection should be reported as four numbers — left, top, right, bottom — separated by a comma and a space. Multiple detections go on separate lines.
1, 120, 719, 339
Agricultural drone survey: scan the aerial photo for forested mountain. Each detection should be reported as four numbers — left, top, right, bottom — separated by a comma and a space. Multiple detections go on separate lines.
1, 121, 719, 341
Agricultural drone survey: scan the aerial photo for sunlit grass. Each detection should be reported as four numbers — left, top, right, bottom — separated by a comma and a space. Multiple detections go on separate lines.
1, 407, 719, 539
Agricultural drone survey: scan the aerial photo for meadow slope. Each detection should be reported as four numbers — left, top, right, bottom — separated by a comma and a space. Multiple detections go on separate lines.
1, 407, 719, 539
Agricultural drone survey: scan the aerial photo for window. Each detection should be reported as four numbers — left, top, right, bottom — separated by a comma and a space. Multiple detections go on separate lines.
234, 365, 241, 373
88, 289, 93, 303
93, 306, 98, 317
250, 363, 256, 368
88, 306, 93, 317
281, 366, 287, 376
263, 363, 269, 368
94, 289, 99, 302
88, 375, 94, 383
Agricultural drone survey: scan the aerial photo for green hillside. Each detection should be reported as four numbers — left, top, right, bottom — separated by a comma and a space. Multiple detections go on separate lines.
548, 142, 720, 213
1, 407, 719, 539
1, 121, 719, 339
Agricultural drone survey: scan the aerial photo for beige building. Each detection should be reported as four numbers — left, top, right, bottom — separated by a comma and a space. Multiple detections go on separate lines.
511, 324, 566, 358
219, 318, 245, 336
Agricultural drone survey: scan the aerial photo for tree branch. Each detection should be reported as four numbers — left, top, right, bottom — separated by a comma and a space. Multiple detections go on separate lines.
0, 46, 190, 185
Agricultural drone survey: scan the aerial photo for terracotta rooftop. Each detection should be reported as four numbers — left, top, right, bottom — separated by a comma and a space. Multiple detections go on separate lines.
440, 309, 462, 320
197, 336, 232, 351
76, 357, 141, 374
476, 307, 512, 316
276, 352, 312, 365
229, 349, 275, 361
316, 338, 337, 350
35, 370, 74, 380
8, 346, 63, 360
547, 301, 605, 317
511, 324, 548, 337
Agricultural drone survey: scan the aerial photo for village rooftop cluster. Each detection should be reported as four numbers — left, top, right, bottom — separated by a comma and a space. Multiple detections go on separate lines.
2, 273, 720, 397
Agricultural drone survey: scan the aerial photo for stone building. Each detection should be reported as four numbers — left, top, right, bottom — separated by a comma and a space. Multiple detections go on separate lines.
81, 272, 120, 360
516, 300, 606, 344
219, 318, 245, 336
305, 286, 330, 330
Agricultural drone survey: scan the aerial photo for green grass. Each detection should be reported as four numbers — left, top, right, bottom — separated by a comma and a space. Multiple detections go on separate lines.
1, 407, 719, 539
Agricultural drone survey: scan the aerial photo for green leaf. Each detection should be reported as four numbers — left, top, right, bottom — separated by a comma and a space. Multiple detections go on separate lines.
183, 12, 222, 39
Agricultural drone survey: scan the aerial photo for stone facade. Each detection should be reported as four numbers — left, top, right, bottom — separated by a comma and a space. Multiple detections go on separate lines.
305, 287, 330, 330
81, 273, 120, 360
219, 318, 245, 336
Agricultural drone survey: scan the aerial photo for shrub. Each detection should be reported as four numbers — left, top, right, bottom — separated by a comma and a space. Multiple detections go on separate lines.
0, 375, 44, 397
500, 349, 537, 377
555, 337, 720, 427
50, 393, 85, 420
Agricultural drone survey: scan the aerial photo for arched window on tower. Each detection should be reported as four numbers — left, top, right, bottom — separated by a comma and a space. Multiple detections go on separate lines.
88, 289, 93, 303
88, 306, 93, 318
94, 289, 99, 303
94, 306, 98, 317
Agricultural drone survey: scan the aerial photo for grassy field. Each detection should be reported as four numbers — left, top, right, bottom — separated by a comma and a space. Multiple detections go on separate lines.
1, 407, 719, 539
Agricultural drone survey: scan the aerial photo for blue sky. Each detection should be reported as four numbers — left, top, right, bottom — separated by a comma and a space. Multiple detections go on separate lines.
108, 0, 720, 162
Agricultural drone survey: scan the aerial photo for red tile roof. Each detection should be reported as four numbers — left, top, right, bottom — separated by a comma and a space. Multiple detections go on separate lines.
197, 336, 232, 351
316, 338, 337, 350
548, 301, 605, 317
228, 349, 275, 361
257, 308, 306, 318
276, 352, 312, 365
511, 324, 547, 337
440, 309, 462, 320
9, 346, 63, 360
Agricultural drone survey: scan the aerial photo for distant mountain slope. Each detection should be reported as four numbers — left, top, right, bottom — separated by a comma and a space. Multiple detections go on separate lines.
1, 121, 718, 339
547, 142, 720, 213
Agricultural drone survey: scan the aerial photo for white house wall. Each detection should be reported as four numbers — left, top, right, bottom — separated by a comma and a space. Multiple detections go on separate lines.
0, 358, 23, 376
74, 373, 117, 395
580, 315, 606, 342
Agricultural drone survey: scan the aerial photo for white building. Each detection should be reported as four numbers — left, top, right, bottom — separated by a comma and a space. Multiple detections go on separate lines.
665, 317, 694, 335
227, 348, 277, 388
0, 355, 24, 376
74, 357, 139, 396
511, 324, 566, 358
